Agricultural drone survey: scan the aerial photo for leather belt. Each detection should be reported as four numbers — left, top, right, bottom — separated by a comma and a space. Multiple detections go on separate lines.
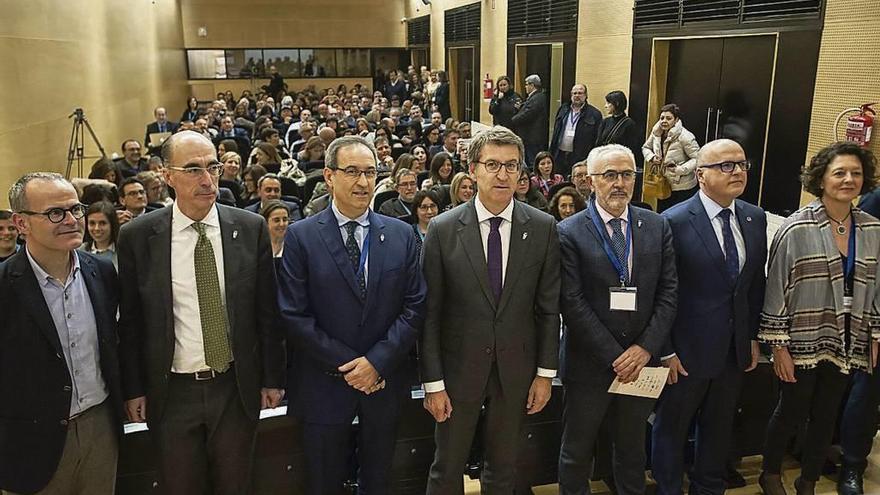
172, 365, 233, 381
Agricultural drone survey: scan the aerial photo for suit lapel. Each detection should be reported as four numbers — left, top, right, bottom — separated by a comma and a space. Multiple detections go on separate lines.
630, 207, 647, 287
8, 252, 62, 354
458, 201, 496, 310
316, 207, 363, 301
363, 212, 387, 317
687, 195, 729, 282
217, 206, 240, 335
148, 210, 174, 346
497, 203, 531, 315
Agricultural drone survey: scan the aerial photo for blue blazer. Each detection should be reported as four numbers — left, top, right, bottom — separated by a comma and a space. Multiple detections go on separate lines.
662, 193, 767, 378
277, 207, 426, 424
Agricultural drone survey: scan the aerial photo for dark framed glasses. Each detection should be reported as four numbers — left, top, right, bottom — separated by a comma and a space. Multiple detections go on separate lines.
699, 160, 751, 173
19, 203, 87, 223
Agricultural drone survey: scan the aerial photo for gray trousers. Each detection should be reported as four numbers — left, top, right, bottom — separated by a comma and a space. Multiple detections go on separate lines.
4, 401, 118, 495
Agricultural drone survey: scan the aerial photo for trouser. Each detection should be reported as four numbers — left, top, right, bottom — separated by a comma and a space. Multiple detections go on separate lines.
762, 361, 849, 482
150, 368, 258, 495
558, 379, 655, 495
840, 360, 880, 472
426, 364, 529, 495
651, 352, 743, 495
524, 144, 543, 172
554, 150, 577, 179
4, 401, 118, 495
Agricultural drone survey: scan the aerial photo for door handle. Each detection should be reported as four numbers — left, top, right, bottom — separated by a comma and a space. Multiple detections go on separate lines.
705, 107, 714, 144
714, 109, 723, 140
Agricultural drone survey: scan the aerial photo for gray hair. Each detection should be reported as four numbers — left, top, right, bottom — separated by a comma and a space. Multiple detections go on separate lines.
586, 144, 635, 174
467, 126, 525, 169
571, 159, 589, 173
8, 172, 69, 212
325, 135, 378, 170
525, 74, 542, 89
161, 130, 214, 164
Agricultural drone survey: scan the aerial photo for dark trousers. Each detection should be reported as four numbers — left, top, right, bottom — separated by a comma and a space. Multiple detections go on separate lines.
426, 364, 529, 495
524, 144, 543, 172
651, 353, 743, 495
554, 150, 577, 179
762, 361, 849, 481
302, 389, 402, 495
840, 361, 880, 472
657, 187, 697, 213
558, 378, 655, 495
150, 370, 257, 495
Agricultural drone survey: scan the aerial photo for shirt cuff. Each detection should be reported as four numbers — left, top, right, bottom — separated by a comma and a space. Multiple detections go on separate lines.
536, 368, 556, 378
423, 380, 446, 393
661, 353, 676, 361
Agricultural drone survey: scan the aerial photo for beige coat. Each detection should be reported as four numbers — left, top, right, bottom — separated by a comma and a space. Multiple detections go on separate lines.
642, 120, 701, 191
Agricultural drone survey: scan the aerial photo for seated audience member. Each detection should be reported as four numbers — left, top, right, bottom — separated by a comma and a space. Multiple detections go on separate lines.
261, 127, 292, 161
241, 164, 268, 206
245, 173, 303, 221
177, 120, 195, 132
570, 160, 592, 199
219, 151, 244, 203
318, 126, 338, 148
374, 153, 417, 200
411, 188, 440, 257
424, 152, 454, 189
289, 121, 315, 154
401, 121, 422, 148
374, 137, 395, 172
446, 172, 475, 211
180, 96, 199, 123
80, 182, 118, 206
194, 117, 216, 139
217, 138, 239, 156
117, 177, 153, 226
146, 155, 165, 172
421, 124, 442, 150
428, 128, 459, 160
259, 199, 291, 261
82, 200, 120, 269
531, 151, 565, 199
88, 157, 120, 187
379, 169, 418, 218
137, 171, 171, 208
114, 139, 147, 178
0, 210, 19, 262
549, 185, 585, 222
293, 136, 326, 172
252, 142, 285, 173
144, 106, 177, 153
303, 181, 331, 217
515, 169, 549, 212
410, 144, 429, 173
214, 115, 251, 151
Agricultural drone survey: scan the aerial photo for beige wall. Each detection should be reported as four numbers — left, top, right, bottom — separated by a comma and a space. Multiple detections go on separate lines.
0, 0, 189, 208
800, 0, 880, 206
576, 0, 634, 107
181, 0, 406, 48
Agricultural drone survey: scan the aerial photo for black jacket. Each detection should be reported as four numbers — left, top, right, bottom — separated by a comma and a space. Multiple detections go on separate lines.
488, 90, 523, 129
596, 114, 644, 168
433, 82, 451, 121
549, 102, 603, 165
0, 251, 124, 494
511, 90, 549, 148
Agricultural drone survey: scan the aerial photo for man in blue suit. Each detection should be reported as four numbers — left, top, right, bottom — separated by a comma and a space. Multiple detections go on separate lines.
651, 139, 767, 495
277, 135, 427, 494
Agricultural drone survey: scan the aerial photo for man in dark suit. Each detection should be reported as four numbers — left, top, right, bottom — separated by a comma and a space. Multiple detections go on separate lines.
428, 129, 460, 160
557, 144, 677, 495
549, 84, 603, 178
1, 172, 123, 495
510, 74, 550, 168
651, 139, 767, 495
378, 169, 418, 220
144, 106, 178, 154
278, 135, 426, 494
117, 131, 286, 494
420, 126, 560, 494
243, 174, 303, 221
213, 115, 252, 157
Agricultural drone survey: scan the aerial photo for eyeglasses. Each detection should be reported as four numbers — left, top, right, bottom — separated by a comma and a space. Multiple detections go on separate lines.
336, 166, 378, 180
591, 170, 637, 182
699, 160, 751, 173
397, 181, 418, 189
19, 203, 87, 224
474, 160, 522, 175
168, 164, 224, 177
418, 203, 438, 211
572, 172, 589, 180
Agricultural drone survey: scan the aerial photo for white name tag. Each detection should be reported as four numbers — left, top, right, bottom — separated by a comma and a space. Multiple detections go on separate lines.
610, 287, 637, 312
565, 128, 576, 138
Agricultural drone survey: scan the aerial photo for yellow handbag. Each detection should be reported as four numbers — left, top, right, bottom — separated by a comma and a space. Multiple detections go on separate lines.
643, 161, 671, 201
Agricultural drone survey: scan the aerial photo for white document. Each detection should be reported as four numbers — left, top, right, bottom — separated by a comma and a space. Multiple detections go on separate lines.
607, 366, 669, 399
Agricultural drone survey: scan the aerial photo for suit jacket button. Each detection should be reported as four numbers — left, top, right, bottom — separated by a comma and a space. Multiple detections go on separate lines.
729, 318, 734, 325
60, 419, 68, 426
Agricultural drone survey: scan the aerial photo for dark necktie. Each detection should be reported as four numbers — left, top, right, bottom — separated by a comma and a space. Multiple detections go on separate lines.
609, 218, 628, 284
718, 209, 739, 282
344, 221, 367, 299
487, 217, 503, 303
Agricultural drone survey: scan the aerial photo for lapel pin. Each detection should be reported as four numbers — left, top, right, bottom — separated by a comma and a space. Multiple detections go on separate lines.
746, 216, 752, 222
232, 230, 238, 239
637, 220, 643, 228
522, 232, 528, 240
380, 233, 385, 243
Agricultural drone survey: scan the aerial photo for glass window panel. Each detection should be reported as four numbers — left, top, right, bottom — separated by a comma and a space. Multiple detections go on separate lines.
300, 49, 337, 77
226, 49, 265, 78
187, 50, 227, 79
264, 49, 301, 77
335, 49, 371, 76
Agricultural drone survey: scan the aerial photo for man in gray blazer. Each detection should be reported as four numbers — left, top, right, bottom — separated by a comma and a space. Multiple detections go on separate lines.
117, 131, 286, 494
557, 144, 677, 495
420, 125, 561, 494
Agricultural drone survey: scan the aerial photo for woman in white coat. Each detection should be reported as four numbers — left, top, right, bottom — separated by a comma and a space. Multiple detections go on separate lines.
642, 103, 701, 212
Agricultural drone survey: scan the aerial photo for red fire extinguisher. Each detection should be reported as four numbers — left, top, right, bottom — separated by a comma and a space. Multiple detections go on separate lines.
483, 74, 494, 100
845, 103, 876, 147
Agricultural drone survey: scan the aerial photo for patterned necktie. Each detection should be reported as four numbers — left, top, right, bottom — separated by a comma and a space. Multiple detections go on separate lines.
718, 209, 739, 282
192, 222, 232, 372
344, 221, 367, 299
487, 217, 503, 303
609, 218, 628, 284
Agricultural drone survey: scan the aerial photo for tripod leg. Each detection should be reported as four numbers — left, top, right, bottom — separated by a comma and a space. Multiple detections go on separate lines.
65, 117, 80, 179
82, 118, 107, 158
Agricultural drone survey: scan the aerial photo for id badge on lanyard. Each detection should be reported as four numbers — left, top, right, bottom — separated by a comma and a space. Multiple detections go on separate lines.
843, 217, 856, 313
589, 200, 637, 312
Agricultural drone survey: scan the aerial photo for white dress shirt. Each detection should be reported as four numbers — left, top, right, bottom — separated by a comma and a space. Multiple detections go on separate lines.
593, 201, 634, 279
170, 202, 228, 373
423, 197, 555, 394
331, 202, 370, 283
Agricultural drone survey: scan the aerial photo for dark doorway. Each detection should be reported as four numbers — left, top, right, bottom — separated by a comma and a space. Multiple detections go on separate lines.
448, 46, 475, 122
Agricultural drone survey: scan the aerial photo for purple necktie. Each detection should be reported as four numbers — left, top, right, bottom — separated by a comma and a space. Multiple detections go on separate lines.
488, 217, 503, 303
